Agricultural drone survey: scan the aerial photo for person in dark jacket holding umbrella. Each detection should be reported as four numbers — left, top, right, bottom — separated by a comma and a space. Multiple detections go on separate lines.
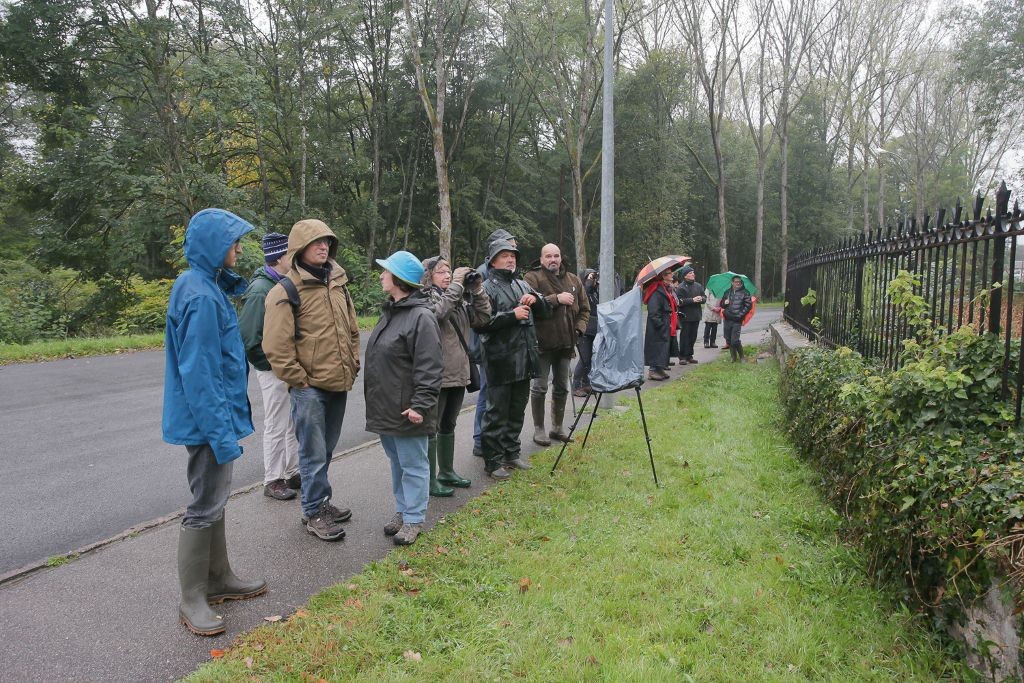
721, 275, 753, 362
643, 269, 678, 380
674, 265, 705, 365
476, 239, 552, 479
365, 251, 443, 546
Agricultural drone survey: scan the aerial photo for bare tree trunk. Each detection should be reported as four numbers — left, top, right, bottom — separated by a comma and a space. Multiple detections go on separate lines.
754, 159, 765, 290
779, 128, 789, 295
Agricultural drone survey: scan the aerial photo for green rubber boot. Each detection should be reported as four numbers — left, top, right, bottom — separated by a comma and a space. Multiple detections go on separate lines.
177, 526, 225, 636
428, 436, 454, 497
207, 516, 267, 604
436, 432, 470, 488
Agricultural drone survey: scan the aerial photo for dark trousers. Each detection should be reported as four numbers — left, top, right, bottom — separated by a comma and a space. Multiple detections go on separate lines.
678, 321, 700, 359
723, 320, 742, 360
573, 335, 595, 390
436, 386, 466, 435
480, 378, 530, 472
703, 322, 718, 346
183, 444, 233, 529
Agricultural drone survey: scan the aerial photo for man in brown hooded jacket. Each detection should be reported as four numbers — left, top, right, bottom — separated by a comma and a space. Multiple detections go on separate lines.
524, 243, 589, 445
263, 219, 360, 542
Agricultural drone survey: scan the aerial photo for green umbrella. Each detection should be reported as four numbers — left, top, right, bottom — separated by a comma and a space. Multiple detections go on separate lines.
706, 271, 757, 298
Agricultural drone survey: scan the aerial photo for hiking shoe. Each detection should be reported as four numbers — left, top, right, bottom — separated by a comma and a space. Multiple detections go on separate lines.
263, 479, 296, 500
383, 512, 404, 536
393, 523, 423, 546
573, 387, 590, 398
488, 467, 513, 480
686, 358, 699, 365
285, 473, 301, 490
323, 501, 352, 523
647, 370, 669, 381
504, 457, 532, 470
303, 503, 346, 541
472, 445, 483, 457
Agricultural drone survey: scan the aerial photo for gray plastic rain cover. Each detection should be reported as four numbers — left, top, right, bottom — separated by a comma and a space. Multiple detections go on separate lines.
588, 286, 644, 393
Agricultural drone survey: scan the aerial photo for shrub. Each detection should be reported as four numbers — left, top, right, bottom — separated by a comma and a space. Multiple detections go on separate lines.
0, 260, 99, 343
115, 277, 173, 335
781, 271, 1024, 616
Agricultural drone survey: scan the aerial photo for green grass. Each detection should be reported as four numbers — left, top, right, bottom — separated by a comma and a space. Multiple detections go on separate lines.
356, 315, 379, 331
187, 359, 971, 682
0, 333, 165, 364
0, 316, 381, 365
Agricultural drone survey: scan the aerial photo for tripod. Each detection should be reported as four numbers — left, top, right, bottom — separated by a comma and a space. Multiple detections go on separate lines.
550, 386, 658, 486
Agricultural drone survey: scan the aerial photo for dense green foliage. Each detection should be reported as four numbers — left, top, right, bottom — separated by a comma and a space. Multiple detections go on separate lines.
0, 0, 1017, 342
781, 275, 1024, 618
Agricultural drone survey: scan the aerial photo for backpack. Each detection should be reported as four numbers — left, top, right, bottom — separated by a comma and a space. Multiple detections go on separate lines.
276, 277, 303, 340
274, 276, 355, 340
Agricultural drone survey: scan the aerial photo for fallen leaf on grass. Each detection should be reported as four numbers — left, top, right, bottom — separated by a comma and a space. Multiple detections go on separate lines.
459, 547, 470, 556
253, 644, 265, 652
209, 649, 227, 658
403, 650, 422, 662
435, 546, 449, 555
400, 567, 416, 576
344, 598, 365, 609
539, 536, 551, 542
774, 555, 784, 566
586, 655, 599, 667
245, 657, 254, 670
518, 577, 532, 594
346, 583, 358, 591
752, 510, 764, 519
263, 615, 283, 623
472, 508, 481, 514
398, 559, 410, 571
292, 608, 309, 619
556, 636, 574, 647
500, 620, 512, 627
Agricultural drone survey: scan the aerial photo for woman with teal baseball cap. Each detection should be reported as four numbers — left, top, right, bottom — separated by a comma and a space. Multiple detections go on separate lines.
364, 251, 444, 546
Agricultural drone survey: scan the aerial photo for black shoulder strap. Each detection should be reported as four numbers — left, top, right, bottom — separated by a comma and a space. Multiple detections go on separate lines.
277, 278, 302, 340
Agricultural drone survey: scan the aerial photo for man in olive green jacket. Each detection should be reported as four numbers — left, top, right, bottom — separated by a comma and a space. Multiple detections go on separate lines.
263, 219, 361, 542
238, 232, 301, 502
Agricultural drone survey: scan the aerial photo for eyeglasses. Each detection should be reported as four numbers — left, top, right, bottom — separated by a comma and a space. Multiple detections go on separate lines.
309, 238, 331, 247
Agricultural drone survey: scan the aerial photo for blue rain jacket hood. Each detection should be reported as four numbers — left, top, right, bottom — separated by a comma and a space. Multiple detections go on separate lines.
162, 208, 255, 464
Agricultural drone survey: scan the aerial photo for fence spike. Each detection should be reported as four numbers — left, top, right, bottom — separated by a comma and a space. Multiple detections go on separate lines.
937, 206, 946, 227
974, 192, 984, 221
1014, 199, 1021, 218
997, 180, 1010, 215
923, 213, 931, 231
954, 197, 963, 223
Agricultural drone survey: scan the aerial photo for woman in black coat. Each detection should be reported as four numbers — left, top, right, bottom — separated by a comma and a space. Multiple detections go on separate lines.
643, 269, 677, 380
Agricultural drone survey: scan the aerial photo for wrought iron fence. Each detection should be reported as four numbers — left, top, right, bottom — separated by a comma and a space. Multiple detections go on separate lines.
784, 181, 1024, 422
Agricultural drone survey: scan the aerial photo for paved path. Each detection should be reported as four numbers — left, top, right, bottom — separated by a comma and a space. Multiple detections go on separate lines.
0, 308, 780, 682
0, 333, 478, 575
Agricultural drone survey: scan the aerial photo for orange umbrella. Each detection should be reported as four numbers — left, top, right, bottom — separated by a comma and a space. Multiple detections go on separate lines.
634, 255, 691, 287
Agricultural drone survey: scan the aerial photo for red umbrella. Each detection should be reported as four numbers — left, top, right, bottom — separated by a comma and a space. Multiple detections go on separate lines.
634, 255, 691, 287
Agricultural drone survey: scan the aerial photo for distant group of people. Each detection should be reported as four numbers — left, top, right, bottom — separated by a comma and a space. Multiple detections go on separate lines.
160, 210, 598, 636
643, 265, 753, 380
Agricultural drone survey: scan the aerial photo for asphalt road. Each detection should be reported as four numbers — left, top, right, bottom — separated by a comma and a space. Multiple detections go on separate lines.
0, 332, 478, 574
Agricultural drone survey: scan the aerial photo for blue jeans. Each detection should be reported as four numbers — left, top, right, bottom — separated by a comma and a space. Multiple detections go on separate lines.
183, 444, 233, 529
291, 386, 348, 518
380, 434, 429, 524
473, 369, 488, 450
